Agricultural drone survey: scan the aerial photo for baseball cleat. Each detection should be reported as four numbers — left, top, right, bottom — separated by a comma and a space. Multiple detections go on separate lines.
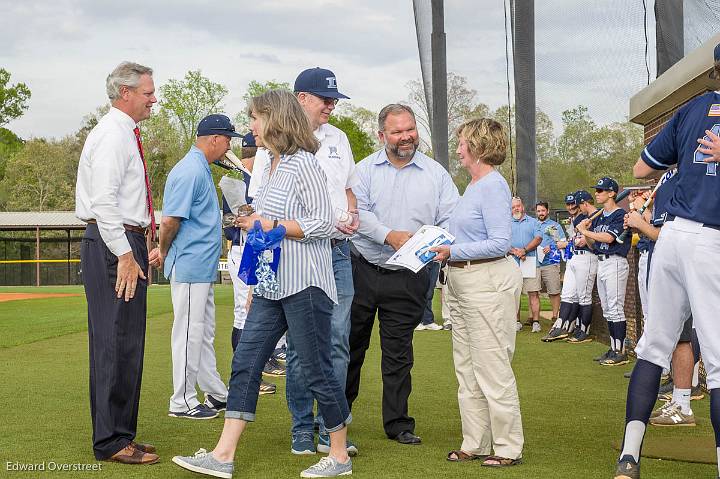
613, 454, 640, 479
541, 327, 569, 342
691, 385, 705, 401
567, 329, 593, 344
650, 402, 695, 427
594, 348, 613, 362
600, 351, 630, 366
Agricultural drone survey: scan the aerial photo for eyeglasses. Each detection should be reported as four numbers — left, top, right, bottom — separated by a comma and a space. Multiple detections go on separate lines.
307, 93, 339, 106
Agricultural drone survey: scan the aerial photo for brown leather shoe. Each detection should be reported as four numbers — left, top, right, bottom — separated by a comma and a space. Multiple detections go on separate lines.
131, 442, 157, 454
107, 444, 159, 465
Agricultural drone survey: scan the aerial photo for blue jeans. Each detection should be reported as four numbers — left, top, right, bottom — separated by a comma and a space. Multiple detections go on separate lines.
225, 286, 351, 432
286, 240, 354, 435
421, 261, 441, 325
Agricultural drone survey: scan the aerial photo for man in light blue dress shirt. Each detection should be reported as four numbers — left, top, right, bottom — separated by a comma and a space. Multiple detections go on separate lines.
347, 104, 459, 444
534, 201, 566, 325
149, 114, 240, 420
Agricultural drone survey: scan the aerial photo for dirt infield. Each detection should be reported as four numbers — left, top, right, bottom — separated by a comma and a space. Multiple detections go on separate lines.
0, 293, 81, 303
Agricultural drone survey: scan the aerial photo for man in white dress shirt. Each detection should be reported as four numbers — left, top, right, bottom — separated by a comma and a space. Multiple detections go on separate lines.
75, 61, 159, 465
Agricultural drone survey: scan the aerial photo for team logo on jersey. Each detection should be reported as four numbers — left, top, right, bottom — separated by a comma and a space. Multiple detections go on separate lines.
709, 104, 720, 116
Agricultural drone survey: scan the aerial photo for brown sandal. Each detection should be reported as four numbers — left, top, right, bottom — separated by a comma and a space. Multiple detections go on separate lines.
481, 455, 522, 467
447, 450, 479, 462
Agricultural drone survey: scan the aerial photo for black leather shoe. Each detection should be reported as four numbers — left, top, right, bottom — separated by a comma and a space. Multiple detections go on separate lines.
395, 431, 421, 445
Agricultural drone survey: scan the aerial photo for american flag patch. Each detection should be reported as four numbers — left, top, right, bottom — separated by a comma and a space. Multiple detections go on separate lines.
709, 104, 720, 116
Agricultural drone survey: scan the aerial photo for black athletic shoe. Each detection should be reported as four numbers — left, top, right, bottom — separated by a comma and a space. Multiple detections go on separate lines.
657, 379, 674, 400
567, 330, 592, 344
262, 357, 286, 377
541, 327, 569, 342
691, 385, 705, 401
204, 395, 227, 412
594, 348, 613, 362
614, 454, 639, 479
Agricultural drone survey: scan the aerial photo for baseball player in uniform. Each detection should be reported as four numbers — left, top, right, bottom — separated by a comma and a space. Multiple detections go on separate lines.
543, 192, 582, 341
614, 44, 720, 478
623, 170, 702, 430
551, 191, 599, 344
576, 177, 630, 367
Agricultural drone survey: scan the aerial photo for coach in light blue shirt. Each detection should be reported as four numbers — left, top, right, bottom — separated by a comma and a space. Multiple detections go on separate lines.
153, 114, 238, 419
348, 104, 458, 444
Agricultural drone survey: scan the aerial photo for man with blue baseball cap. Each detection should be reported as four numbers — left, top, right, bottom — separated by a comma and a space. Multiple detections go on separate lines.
149, 113, 240, 420
286, 67, 361, 462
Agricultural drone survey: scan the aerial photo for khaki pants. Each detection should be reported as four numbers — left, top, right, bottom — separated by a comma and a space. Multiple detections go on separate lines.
445, 257, 524, 459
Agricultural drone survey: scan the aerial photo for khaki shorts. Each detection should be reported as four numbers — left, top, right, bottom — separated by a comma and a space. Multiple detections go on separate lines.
522, 264, 561, 295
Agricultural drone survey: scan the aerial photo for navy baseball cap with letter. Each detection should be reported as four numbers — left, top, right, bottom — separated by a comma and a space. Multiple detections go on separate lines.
711, 43, 720, 79
294, 67, 350, 99
197, 114, 242, 138
593, 177, 619, 193
241, 132, 256, 147
564, 192, 576, 204
574, 190, 593, 205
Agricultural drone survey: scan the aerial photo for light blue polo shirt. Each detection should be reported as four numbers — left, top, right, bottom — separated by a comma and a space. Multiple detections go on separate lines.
162, 146, 221, 283
510, 214, 539, 265
535, 218, 566, 266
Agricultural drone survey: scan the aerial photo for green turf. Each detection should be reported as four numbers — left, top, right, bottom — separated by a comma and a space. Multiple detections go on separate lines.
0, 285, 715, 478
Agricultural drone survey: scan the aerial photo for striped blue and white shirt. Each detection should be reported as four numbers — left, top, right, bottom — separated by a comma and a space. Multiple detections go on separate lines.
252, 149, 337, 303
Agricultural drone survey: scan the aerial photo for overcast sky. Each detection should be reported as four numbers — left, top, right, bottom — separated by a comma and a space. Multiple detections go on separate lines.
1, 0, 663, 140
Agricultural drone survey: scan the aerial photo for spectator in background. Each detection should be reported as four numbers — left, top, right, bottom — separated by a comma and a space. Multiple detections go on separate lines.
533, 201, 566, 328
415, 261, 444, 331
430, 118, 523, 466
509, 197, 542, 332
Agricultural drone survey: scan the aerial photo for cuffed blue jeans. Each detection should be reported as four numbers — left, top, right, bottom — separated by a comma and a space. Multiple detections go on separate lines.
225, 286, 351, 432
286, 240, 354, 435
421, 261, 441, 325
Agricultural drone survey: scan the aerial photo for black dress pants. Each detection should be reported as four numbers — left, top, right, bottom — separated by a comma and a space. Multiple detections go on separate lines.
345, 254, 427, 438
81, 224, 148, 460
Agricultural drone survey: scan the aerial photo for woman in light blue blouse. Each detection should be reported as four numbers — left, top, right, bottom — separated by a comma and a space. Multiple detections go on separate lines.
431, 118, 524, 467
173, 90, 353, 478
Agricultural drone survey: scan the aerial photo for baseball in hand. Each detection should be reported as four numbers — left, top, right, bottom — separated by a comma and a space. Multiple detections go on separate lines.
335, 208, 354, 227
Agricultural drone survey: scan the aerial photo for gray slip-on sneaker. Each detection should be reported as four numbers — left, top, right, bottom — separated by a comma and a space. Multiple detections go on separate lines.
300, 456, 352, 477
172, 448, 233, 478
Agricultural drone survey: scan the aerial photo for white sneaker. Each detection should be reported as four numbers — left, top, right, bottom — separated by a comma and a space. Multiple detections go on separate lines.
516, 321, 523, 332
531, 321, 542, 333
415, 323, 427, 331
423, 323, 443, 331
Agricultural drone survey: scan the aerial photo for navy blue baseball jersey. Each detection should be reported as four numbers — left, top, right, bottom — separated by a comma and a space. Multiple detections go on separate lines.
640, 92, 720, 225
636, 236, 651, 252
650, 169, 679, 227
572, 213, 592, 252
591, 208, 631, 257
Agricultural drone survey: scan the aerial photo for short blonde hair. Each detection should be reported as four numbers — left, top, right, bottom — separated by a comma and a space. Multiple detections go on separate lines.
456, 118, 507, 166
248, 90, 320, 155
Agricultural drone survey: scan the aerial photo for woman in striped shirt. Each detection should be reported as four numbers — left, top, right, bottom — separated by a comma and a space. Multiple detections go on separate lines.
173, 90, 353, 478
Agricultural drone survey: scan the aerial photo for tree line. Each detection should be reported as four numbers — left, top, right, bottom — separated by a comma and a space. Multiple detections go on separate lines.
0, 68, 643, 213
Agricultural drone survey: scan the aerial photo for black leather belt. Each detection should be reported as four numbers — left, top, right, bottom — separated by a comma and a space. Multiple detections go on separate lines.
352, 252, 403, 274
574, 250, 589, 255
331, 238, 349, 248
86, 219, 146, 234
448, 257, 504, 268
665, 214, 720, 231
597, 254, 623, 261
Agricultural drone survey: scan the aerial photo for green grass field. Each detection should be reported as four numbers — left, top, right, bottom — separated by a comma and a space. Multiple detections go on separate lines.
0, 285, 715, 478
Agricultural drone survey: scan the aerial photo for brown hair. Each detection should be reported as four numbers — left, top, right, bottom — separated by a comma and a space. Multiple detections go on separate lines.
248, 90, 320, 155
456, 118, 507, 166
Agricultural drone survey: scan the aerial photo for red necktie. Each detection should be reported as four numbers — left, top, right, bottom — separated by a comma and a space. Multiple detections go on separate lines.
133, 127, 157, 241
